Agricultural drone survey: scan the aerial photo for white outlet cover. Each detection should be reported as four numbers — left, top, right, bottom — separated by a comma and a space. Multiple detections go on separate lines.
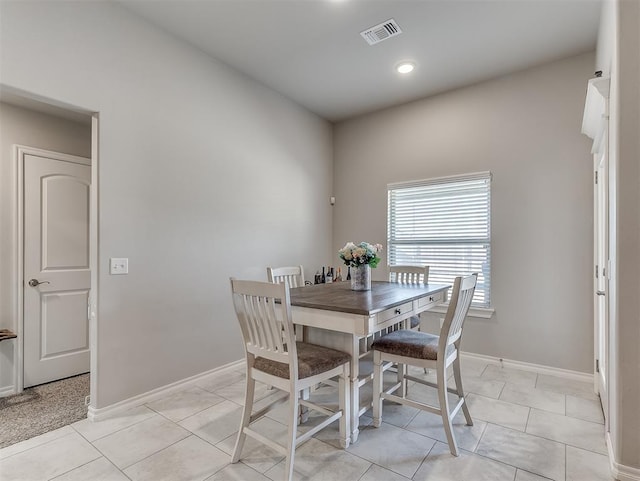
110, 257, 129, 275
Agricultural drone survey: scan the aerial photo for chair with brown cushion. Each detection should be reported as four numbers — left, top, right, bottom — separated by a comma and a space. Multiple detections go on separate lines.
389, 265, 430, 330
371, 273, 477, 456
230, 278, 350, 481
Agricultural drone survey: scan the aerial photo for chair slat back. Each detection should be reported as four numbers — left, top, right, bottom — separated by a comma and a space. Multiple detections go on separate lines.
389, 265, 429, 284
230, 279, 298, 368
440, 274, 477, 350
267, 265, 305, 288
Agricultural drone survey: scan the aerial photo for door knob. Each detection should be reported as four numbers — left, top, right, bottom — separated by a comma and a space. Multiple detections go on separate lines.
28, 279, 50, 287
596, 290, 606, 296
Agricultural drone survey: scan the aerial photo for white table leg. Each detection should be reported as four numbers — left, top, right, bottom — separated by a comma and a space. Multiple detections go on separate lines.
349, 334, 360, 443
304, 326, 362, 444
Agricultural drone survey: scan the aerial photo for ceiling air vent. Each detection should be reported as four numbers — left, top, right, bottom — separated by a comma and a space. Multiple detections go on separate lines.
360, 19, 402, 46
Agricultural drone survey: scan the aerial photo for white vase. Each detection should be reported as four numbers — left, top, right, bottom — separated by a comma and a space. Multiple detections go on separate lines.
351, 264, 371, 291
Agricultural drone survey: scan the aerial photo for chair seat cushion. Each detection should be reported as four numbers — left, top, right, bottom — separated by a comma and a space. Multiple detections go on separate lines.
254, 342, 350, 379
409, 315, 420, 329
372, 330, 442, 360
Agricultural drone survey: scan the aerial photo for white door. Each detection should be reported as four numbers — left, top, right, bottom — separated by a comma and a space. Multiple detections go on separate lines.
23, 151, 91, 388
594, 148, 609, 424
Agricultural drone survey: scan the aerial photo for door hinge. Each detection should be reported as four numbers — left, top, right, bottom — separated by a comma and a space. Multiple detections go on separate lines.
596, 359, 600, 373
595, 171, 598, 184
595, 264, 599, 278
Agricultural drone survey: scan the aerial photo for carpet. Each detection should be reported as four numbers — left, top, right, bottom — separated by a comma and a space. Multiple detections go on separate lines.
0, 374, 89, 449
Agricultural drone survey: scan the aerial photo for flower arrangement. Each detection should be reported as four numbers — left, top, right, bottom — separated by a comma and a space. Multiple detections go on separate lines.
338, 242, 383, 268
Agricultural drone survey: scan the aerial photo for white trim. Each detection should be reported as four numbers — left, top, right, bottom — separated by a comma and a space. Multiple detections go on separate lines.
89, 115, 99, 410
87, 359, 244, 421
428, 304, 495, 319
607, 432, 640, 481
387, 170, 492, 190
14, 145, 92, 394
461, 351, 594, 384
0, 385, 16, 397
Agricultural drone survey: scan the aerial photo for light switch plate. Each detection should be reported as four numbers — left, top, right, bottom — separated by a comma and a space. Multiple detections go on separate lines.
110, 258, 129, 275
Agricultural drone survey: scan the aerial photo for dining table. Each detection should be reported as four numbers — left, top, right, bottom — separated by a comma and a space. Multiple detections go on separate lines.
289, 280, 450, 443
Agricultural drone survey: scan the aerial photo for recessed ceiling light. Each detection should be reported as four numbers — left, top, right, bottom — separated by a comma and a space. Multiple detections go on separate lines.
396, 62, 415, 74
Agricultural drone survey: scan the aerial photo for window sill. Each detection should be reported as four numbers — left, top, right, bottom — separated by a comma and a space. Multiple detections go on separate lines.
427, 304, 495, 319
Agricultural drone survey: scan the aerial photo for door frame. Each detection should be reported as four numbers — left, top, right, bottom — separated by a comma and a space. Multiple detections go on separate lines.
593, 145, 609, 427
14, 125, 99, 398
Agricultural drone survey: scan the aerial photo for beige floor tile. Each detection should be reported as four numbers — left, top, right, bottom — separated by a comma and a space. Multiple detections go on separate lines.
459, 357, 490, 378
72, 405, 156, 442
515, 469, 554, 480
406, 409, 487, 452
264, 437, 371, 481
0, 425, 74, 460
179, 400, 243, 445
265, 385, 337, 426
566, 445, 612, 481
526, 408, 607, 455
124, 435, 230, 481
536, 374, 598, 400
216, 416, 288, 473
406, 365, 447, 384
0, 432, 101, 481
4, 358, 616, 481
452, 373, 505, 399
481, 365, 538, 387
359, 464, 411, 481
400, 380, 461, 408
346, 422, 435, 478
476, 423, 565, 480
565, 395, 604, 424
197, 369, 246, 393
499, 383, 565, 414
146, 386, 225, 422
214, 380, 273, 405
466, 393, 530, 431
93, 415, 190, 469
53, 456, 129, 481
414, 441, 516, 481
362, 400, 420, 428
205, 462, 271, 481
298, 406, 372, 449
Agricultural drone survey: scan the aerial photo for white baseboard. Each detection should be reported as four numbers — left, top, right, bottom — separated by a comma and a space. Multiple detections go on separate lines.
0, 386, 16, 398
88, 359, 244, 422
607, 432, 640, 481
461, 351, 594, 384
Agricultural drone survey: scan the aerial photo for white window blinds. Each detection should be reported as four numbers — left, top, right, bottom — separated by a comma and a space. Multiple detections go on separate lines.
387, 172, 491, 308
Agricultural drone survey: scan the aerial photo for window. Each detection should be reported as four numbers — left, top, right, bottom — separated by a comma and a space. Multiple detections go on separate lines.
387, 172, 491, 308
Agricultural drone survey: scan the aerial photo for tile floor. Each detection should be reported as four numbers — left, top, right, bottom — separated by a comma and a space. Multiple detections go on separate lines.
0, 357, 612, 481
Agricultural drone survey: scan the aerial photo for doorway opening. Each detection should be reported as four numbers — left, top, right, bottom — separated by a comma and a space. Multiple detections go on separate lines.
0, 88, 99, 433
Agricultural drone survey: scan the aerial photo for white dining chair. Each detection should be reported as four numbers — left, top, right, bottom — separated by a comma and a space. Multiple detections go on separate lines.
267, 264, 307, 340
230, 278, 350, 481
267, 265, 305, 288
371, 273, 477, 456
389, 265, 430, 330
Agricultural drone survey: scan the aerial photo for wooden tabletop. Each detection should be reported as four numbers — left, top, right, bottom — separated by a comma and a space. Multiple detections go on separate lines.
289, 281, 450, 316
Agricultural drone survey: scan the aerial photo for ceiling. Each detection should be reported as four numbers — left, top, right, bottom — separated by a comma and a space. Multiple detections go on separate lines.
118, 0, 602, 122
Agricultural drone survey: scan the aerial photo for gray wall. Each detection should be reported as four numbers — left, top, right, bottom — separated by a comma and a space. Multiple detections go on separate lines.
0, 1, 333, 407
333, 52, 595, 373
0, 102, 91, 393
